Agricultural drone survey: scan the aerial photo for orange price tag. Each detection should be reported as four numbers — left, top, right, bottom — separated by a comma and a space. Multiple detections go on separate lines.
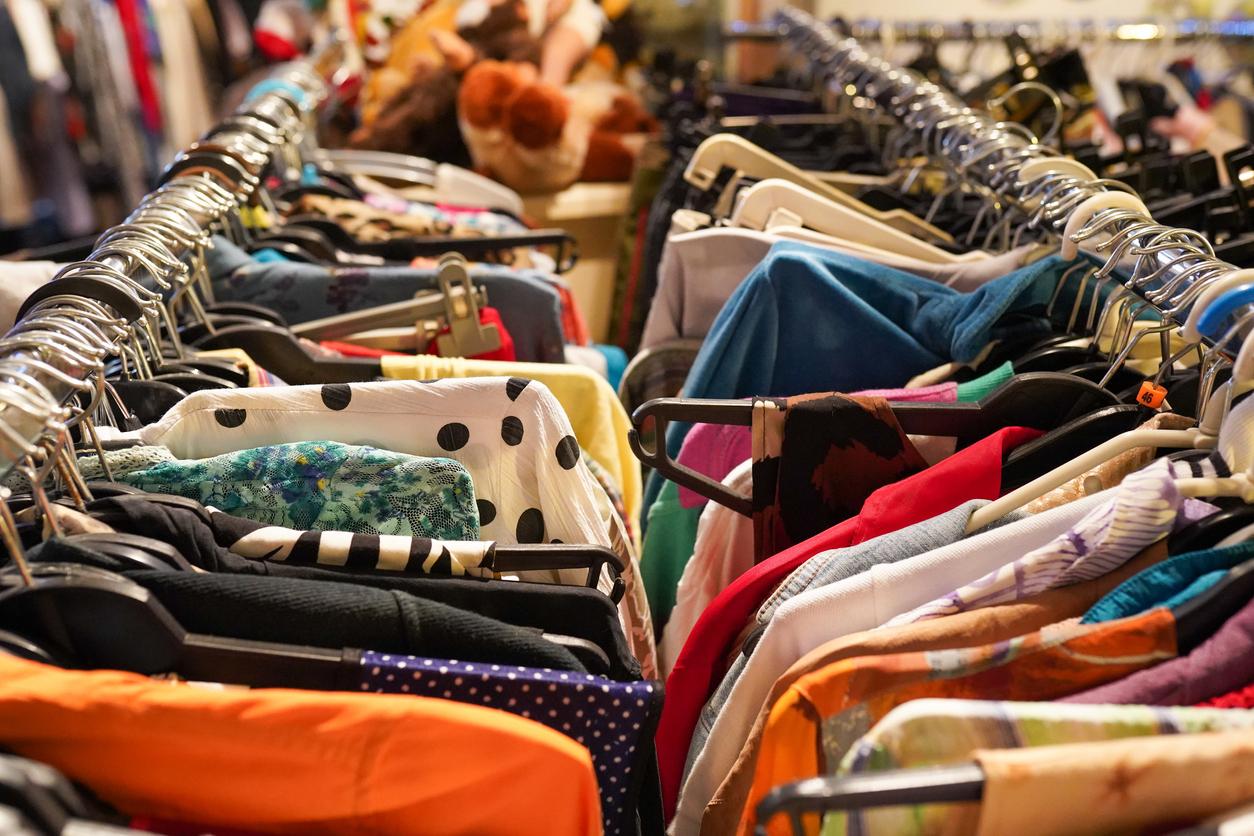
1136, 381, 1168, 410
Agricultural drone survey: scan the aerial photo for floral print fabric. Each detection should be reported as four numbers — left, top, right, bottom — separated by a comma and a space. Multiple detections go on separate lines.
100, 441, 481, 540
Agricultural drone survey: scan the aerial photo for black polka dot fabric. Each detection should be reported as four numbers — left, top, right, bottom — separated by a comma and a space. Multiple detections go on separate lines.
320, 384, 352, 410
359, 652, 662, 836
501, 416, 525, 446
436, 422, 471, 451
555, 435, 581, 469
213, 408, 247, 428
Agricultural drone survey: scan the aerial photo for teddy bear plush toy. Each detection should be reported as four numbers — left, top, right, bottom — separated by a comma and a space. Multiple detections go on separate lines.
350, 0, 656, 194
457, 55, 656, 193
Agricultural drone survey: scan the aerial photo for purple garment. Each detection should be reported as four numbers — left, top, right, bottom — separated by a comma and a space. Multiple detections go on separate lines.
674, 383, 957, 509
1061, 595, 1254, 706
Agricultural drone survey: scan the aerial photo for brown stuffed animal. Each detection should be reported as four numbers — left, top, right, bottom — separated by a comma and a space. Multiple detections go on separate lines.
458, 59, 657, 193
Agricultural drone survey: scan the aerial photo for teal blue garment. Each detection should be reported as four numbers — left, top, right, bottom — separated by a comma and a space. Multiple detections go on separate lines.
646, 244, 1075, 514
641, 480, 701, 632
1082, 541, 1254, 623
594, 344, 629, 391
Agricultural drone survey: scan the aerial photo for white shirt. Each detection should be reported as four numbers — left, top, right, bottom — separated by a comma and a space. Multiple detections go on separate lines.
670, 490, 1112, 836
659, 459, 753, 676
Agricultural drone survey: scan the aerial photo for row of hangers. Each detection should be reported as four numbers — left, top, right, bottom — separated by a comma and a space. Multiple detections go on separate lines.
0, 57, 624, 692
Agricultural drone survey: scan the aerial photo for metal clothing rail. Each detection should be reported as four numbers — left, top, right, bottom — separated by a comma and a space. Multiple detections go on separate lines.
725, 17, 1254, 42
772, 7, 1254, 354
0, 61, 327, 482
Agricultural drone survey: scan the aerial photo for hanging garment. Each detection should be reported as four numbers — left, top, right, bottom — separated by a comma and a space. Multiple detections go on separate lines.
1083, 541, 1254, 625
149, 0, 214, 149
126, 378, 655, 676
697, 539, 1175, 836
657, 425, 1040, 818
29, 538, 588, 672
379, 355, 642, 526
639, 226, 1040, 351
750, 394, 930, 559
656, 460, 753, 663
84, 494, 642, 680
741, 608, 1181, 836
82, 441, 481, 540
684, 462, 1221, 832
207, 237, 568, 363
88, 492, 497, 577
0, 654, 602, 836
831, 700, 1254, 836
1062, 590, 1254, 707
883, 456, 1219, 627
661, 244, 1071, 461
359, 653, 660, 836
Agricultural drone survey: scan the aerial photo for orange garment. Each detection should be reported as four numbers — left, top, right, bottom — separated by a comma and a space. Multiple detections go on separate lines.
741, 608, 1178, 836
701, 542, 1168, 836
0, 654, 602, 835
975, 729, 1254, 836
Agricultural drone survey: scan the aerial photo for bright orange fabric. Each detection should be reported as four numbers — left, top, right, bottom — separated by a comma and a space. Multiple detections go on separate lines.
0, 654, 603, 835
741, 608, 1178, 836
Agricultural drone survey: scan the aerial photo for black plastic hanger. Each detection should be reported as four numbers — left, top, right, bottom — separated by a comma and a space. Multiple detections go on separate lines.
754, 764, 985, 836
64, 532, 194, 572
203, 302, 288, 326
998, 404, 1151, 493
107, 380, 187, 426
193, 324, 383, 384
628, 374, 1119, 513
1172, 555, 1254, 654
1168, 505, 1254, 555
884, 372, 1121, 445
0, 629, 56, 664
0, 563, 363, 690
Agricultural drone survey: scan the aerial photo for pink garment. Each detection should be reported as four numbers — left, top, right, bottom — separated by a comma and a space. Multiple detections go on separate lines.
675, 383, 957, 509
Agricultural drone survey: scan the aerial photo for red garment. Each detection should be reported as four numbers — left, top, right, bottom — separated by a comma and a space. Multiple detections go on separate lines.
319, 340, 407, 358
655, 425, 1043, 818
552, 282, 592, 347
1196, 682, 1254, 709
113, 0, 163, 134
424, 306, 516, 361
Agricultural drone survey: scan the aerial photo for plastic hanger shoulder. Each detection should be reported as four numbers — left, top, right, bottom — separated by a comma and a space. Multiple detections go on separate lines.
684, 134, 954, 243
731, 179, 975, 264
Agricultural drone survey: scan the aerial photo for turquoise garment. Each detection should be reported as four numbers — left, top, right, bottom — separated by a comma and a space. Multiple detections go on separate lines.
641, 480, 701, 631
956, 361, 1014, 402
1082, 541, 1254, 623
111, 441, 481, 540
651, 244, 1072, 509
594, 344, 629, 391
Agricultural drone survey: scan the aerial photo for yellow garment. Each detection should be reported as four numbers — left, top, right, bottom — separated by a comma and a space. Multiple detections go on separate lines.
381, 355, 643, 530
196, 349, 272, 388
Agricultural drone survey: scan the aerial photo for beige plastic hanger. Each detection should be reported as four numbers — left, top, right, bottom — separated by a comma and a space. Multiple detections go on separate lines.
730, 180, 987, 264
964, 399, 1221, 533
684, 134, 955, 244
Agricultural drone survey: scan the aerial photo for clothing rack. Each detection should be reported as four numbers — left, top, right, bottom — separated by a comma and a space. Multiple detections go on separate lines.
0, 60, 328, 484
772, 6, 1253, 356
725, 17, 1254, 43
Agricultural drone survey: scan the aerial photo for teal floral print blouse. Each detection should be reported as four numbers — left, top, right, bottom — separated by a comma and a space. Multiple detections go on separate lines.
99, 441, 480, 540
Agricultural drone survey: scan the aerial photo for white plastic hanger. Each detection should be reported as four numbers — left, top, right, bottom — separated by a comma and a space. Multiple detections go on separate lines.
729, 180, 986, 264
684, 134, 955, 243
